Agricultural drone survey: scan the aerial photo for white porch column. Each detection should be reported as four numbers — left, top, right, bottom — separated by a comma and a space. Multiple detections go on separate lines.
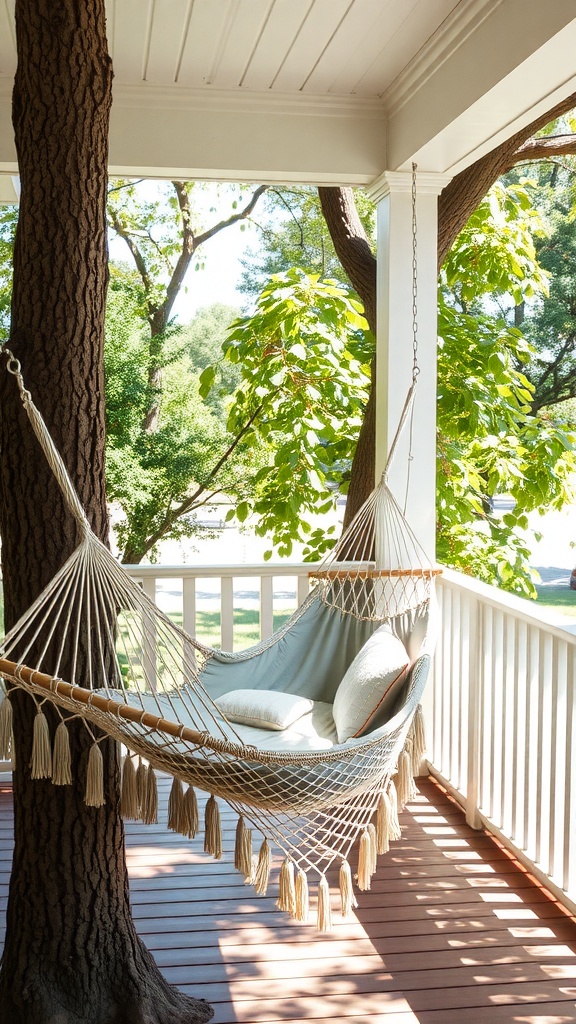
367, 171, 450, 560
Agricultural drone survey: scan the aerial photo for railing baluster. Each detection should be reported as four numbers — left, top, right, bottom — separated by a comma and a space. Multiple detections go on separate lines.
297, 572, 310, 607
260, 575, 274, 640
141, 576, 157, 693
182, 577, 196, 639
430, 569, 576, 916
221, 575, 234, 651
465, 591, 481, 828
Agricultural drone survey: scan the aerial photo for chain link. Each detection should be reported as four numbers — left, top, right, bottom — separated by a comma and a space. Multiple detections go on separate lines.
411, 161, 419, 385
404, 162, 419, 514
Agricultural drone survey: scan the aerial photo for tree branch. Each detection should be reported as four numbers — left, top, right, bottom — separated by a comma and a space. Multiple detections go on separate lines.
511, 134, 576, 166
108, 208, 154, 301
138, 403, 264, 555
193, 185, 269, 249
438, 90, 576, 267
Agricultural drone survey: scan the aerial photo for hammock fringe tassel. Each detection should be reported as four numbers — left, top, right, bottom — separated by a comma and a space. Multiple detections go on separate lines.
85, 743, 105, 807
143, 765, 159, 824
339, 859, 357, 916
277, 858, 296, 915
235, 815, 254, 881
376, 791, 391, 855
136, 758, 147, 816
121, 754, 139, 819
182, 785, 199, 838
411, 704, 427, 771
294, 868, 309, 923
388, 781, 402, 841
168, 775, 184, 831
204, 795, 223, 859
254, 838, 271, 895
30, 708, 52, 780
357, 829, 373, 891
52, 720, 72, 786
317, 875, 332, 933
0, 691, 14, 761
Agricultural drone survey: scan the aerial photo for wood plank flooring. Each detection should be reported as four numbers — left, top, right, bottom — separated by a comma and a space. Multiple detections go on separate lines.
2, 773, 576, 1023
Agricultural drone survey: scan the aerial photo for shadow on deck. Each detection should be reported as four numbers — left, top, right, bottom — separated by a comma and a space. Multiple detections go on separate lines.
1, 774, 576, 1023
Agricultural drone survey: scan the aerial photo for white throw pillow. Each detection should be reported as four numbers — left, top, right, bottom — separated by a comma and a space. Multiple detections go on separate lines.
332, 627, 410, 743
215, 689, 314, 731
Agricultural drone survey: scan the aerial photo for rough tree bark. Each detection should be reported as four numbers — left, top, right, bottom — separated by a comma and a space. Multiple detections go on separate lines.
437, 90, 576, 268
0, 4, 212, 1023
318, 188, 377, 530
320, 89, 576, 519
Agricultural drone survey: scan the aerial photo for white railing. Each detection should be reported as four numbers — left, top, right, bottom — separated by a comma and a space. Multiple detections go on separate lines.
425, 568, 576, 915
125, 562, 313, 652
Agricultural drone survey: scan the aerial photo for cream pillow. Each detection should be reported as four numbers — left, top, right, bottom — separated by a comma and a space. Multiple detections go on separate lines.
215, 689, 314, 731
332, 627, 410, 743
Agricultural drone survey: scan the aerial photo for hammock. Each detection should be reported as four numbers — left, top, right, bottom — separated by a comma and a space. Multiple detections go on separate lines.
0, 350, 439, 930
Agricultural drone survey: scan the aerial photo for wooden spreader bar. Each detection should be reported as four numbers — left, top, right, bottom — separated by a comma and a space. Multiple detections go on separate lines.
309, 567, 443, 580
0, 656, 206, 748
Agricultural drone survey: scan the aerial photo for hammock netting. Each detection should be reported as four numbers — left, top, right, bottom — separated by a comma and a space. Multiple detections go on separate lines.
0, 351, 439, 929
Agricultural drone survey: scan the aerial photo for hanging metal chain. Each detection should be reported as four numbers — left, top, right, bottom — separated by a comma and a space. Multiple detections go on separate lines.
411, 161, 419, 385
404, 162, 419, 513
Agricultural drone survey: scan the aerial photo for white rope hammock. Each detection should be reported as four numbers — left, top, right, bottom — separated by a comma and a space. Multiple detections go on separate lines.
0, 337, 438, 929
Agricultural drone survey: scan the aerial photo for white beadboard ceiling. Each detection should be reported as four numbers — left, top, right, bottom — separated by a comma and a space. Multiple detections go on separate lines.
0, 0, 460, 95
1, 0, 576, 190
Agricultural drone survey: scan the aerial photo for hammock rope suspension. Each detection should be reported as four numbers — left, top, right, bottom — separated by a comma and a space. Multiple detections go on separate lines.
0, 169, 438, 928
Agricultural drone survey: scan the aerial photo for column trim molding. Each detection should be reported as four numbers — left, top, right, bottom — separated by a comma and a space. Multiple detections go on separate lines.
367, 170, 452, 203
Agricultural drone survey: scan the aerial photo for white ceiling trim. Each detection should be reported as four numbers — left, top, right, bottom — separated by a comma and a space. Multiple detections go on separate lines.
112, 82, 386, 119
382, 0, 504, 116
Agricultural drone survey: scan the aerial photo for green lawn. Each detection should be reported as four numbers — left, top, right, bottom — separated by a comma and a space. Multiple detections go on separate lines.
535, 582, 576, 620
167, 606, 294, 650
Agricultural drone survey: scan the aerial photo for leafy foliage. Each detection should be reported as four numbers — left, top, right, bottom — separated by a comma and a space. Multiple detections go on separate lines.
239, 186, 375, 298
437, 183, 576, 597
105, 276, 255, 562
0, 205, 17, 338
203, 269, 372, 559
517, 171, 576, 411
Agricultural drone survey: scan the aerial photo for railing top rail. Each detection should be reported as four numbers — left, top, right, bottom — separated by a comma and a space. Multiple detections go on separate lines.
124, 562, 321, 579
439, 565, 576, 645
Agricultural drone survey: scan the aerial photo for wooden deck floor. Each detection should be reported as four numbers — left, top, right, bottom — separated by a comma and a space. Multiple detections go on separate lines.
2, 773, 576, 1023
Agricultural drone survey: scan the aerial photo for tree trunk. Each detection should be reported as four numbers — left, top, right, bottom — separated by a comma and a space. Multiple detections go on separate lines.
318, 188, 378, 529
0, 4, 212, 1022
437, 90, 576, 268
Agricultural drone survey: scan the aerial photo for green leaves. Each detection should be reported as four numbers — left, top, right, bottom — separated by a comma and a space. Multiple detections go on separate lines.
201, 269, 371, 559
437, 181, 576, 598
198, 364, 216, 398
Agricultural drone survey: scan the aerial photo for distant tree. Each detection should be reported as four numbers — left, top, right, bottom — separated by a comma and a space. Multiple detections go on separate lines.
108, 179, 267, 433
104, 276, 254, 563
178, 302, 242, 413
239, 185, 374, 299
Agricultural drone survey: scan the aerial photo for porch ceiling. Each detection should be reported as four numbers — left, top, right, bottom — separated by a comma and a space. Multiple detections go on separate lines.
1, 0, 576, 195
